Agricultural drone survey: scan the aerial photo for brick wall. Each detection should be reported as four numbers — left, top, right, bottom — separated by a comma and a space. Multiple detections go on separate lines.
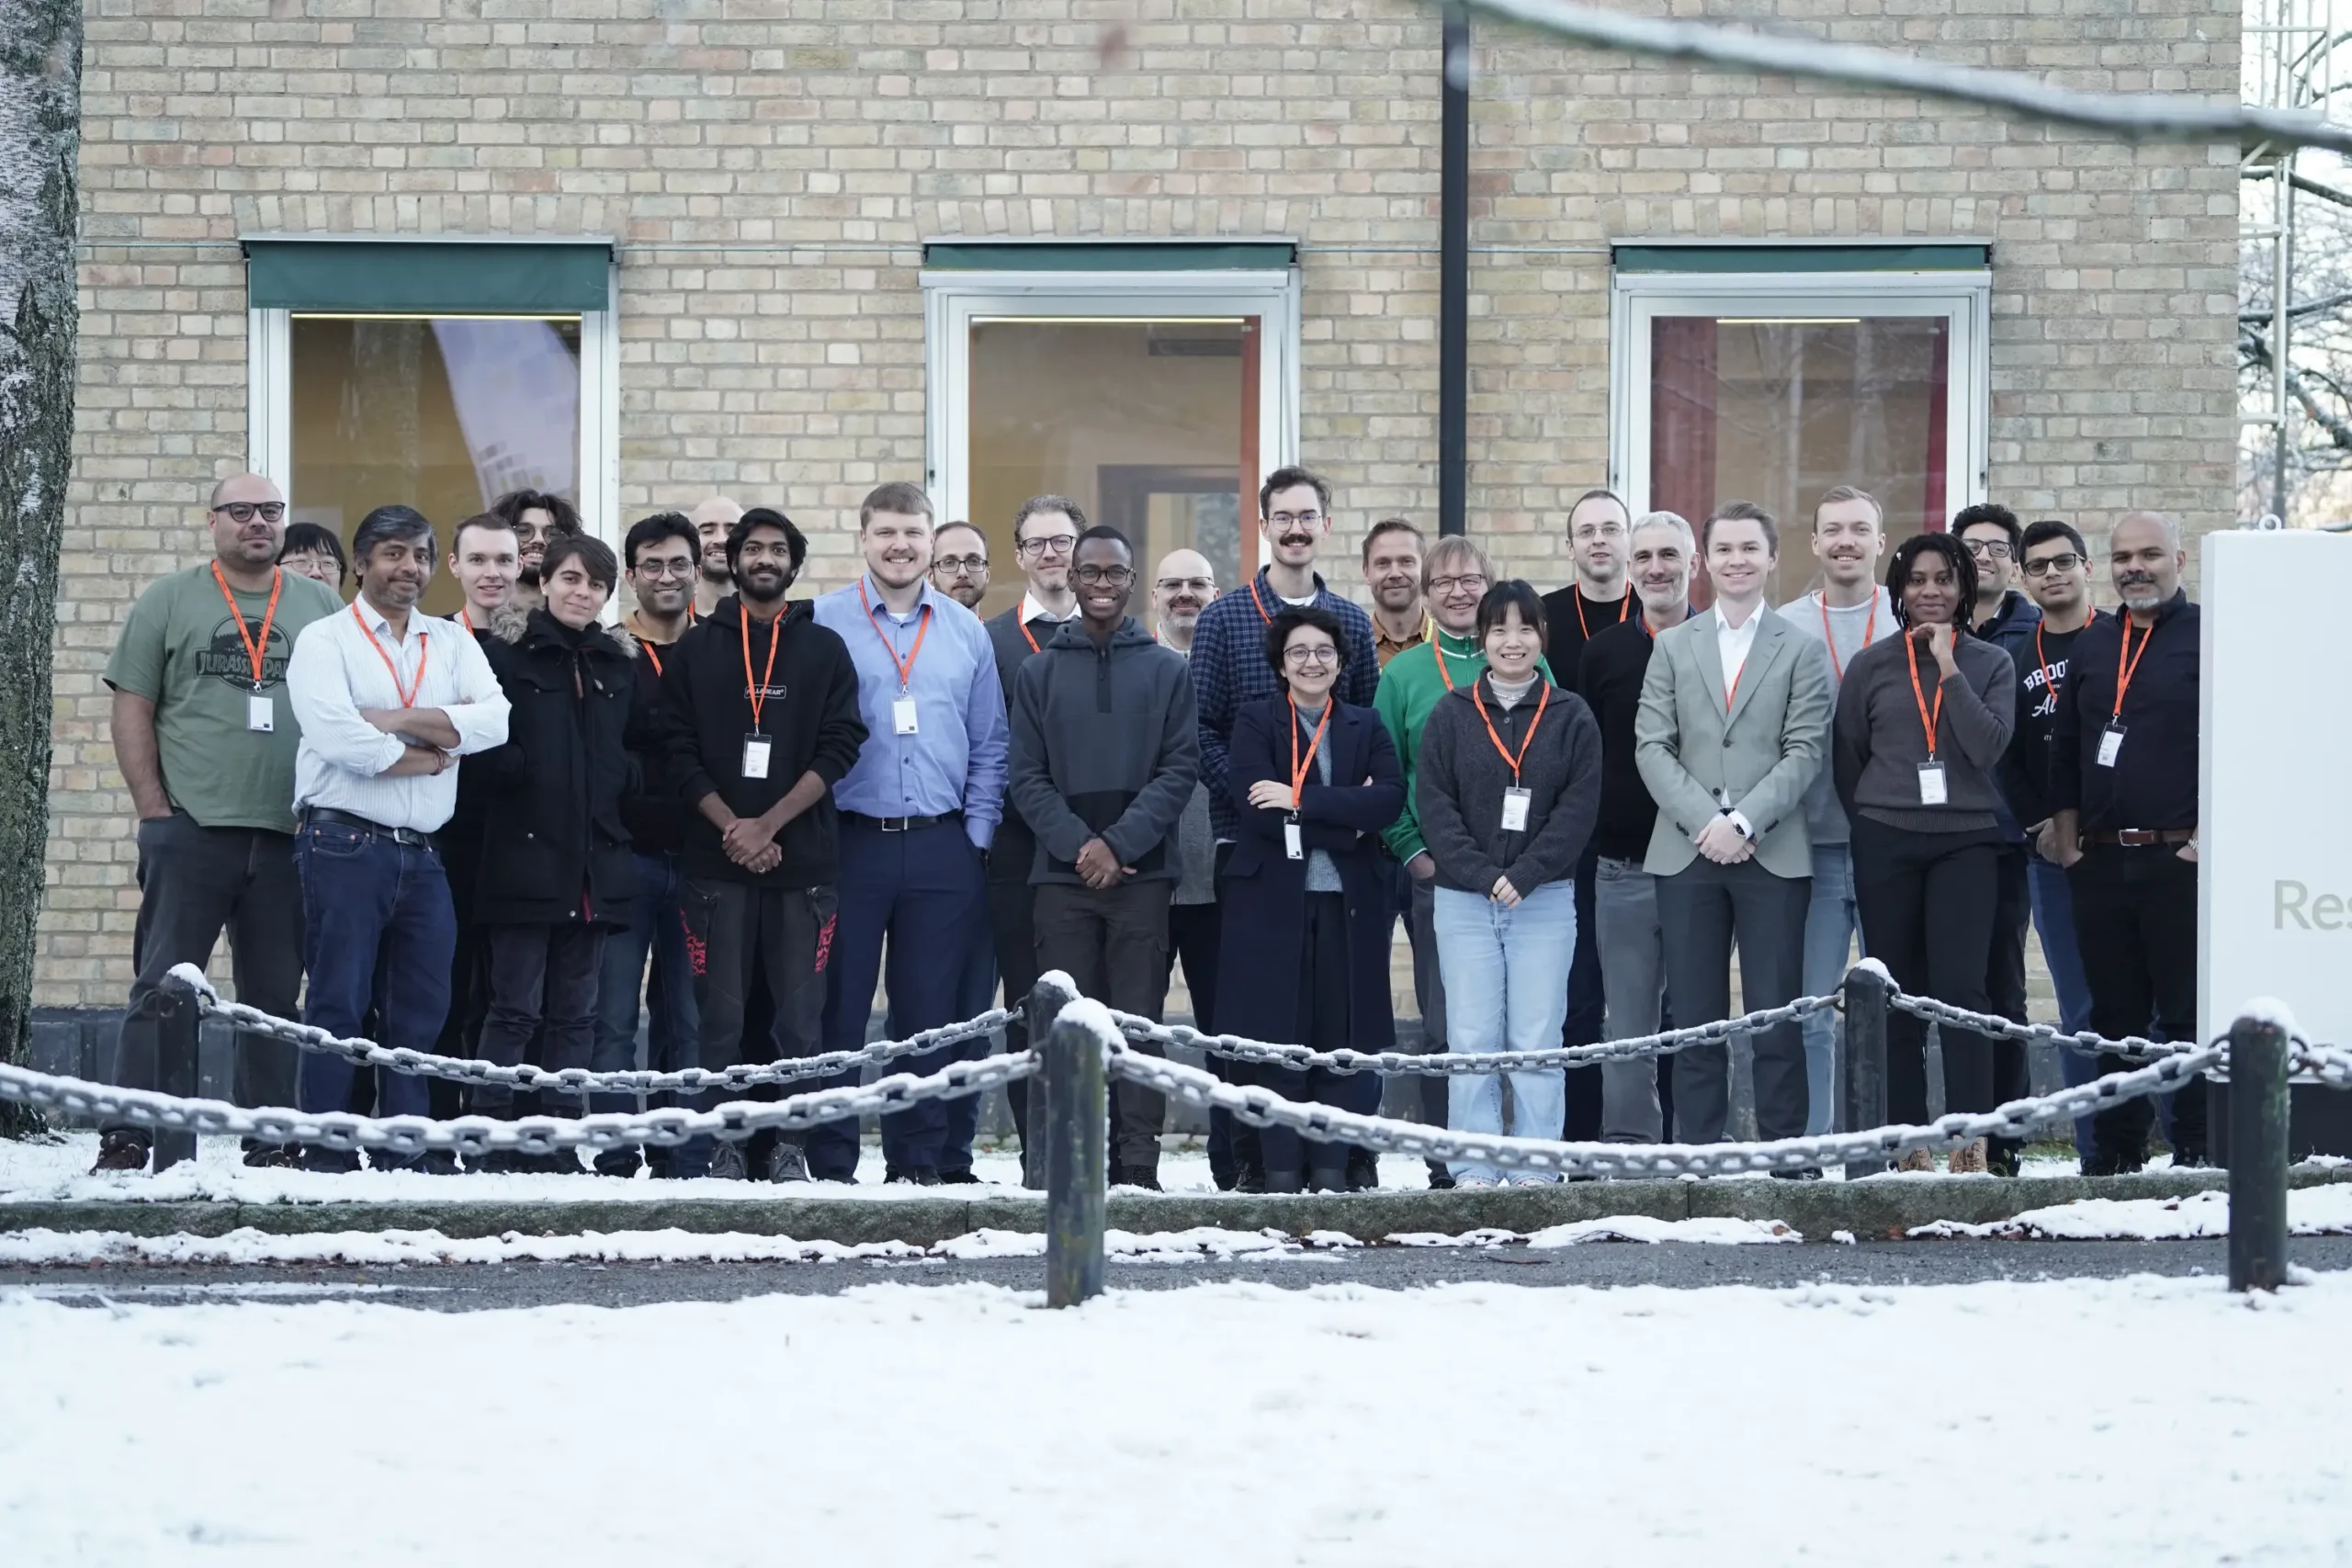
47, 0, 2241, 1007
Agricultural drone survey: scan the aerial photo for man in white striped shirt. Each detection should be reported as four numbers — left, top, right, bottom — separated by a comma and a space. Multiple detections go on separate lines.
284, 505, 510, 1167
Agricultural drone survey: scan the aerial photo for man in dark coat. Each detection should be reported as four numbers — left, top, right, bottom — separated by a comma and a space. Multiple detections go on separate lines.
469, 535, 640, 1170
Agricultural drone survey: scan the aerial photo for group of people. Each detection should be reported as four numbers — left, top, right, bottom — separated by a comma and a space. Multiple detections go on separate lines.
93, 463, 2201, 1185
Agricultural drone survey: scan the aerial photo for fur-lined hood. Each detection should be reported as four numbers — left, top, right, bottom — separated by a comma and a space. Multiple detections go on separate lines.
489, 602, 638, 659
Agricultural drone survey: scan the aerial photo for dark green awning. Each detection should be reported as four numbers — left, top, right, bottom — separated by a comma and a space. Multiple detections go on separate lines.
923, 241, 1295, 271
243, 239, 613, 313
1613, 243, 1989, 274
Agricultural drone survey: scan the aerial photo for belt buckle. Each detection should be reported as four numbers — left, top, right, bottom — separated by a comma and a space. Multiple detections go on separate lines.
2117, 829, 2156, 848
881, 816, 909, 833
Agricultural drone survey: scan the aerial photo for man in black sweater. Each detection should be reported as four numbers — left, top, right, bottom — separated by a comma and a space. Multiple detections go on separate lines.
2049, 510, 2204, 1173
1578, 511, 1693, 1142
657, 510, 869, 1181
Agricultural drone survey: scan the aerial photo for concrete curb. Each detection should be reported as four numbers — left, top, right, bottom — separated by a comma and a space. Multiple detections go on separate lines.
5, 1167, 2346, 1245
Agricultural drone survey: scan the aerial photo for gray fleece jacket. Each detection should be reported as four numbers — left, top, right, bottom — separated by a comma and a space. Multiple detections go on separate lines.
1008, 616, 1201, 884
1831, 628, 2017, 833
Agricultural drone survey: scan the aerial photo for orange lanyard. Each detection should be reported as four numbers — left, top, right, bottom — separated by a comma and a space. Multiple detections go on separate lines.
1288, 694, 1332, 804
641, 637, 665, 677
1434, 635, 1469, 693
1905, 630, 1945, 759
351, 603, 427, 709
2112, 615, 2156, 721
740, 605, 783, 732
1574, 589, 1632, 641
1474, 678, 1550, 784
210, 563, 282, 691
1248, 577, 1275, 625
1019, 618, 1041, 655
857, 581, 932, 692
1818, 592, 1877, 680
2032, 622, 2060, 707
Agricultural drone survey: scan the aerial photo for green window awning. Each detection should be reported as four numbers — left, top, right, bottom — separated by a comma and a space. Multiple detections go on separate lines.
1613, 243, 1989, 274
923, 241, 1296, 271
243, 238, 613, 313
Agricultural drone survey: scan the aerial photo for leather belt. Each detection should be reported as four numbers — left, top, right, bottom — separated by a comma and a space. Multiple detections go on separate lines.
841, 809, 965, 834
2086, 828, 2195, 848
301, 807, 437, 852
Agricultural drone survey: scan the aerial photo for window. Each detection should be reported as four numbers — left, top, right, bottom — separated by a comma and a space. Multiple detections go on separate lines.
923, 244, 1299, 617
245, 237, 616, 616
1611, 246, 1990, 604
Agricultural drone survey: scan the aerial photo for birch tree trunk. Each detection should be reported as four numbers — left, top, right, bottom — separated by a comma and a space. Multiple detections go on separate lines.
0, 2, 82, 1137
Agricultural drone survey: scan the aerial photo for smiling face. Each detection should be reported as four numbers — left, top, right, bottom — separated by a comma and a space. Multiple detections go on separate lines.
1811, 497, 1883, 592
1151, 548, 1216, 637
1425, 552, 1489, 637
1483, 603, 1544, 683
544, 554, 612, 631
2021, 533, 2089, 618
1705, 517, 1775, 603
1071, 536, 1136, 630
629, 533, 697, 619
1567, 494, 1631, 590
733, 525, 796, 606
929, 525, 990, 608
281, 547, 343, 589
1013, 509, 1078, 598
513, 507, 560, 581
208, 475, 287, 572
1961, 522, 2016, 604
1261, 482, 1329, 571
691, 499, 742, 586
1281, 623, 1341, 704
862, 509, 933, 592
1363, 528, 1422, 615
449, 522, 518, 615
358, 531, 435, 615
1626, 523, 1692, 619
1901, 547, 1963, 627
2109, 513, 2183, 614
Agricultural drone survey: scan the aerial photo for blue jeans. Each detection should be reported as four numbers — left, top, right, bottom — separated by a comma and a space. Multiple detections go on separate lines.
1432, 881, 1575, 1183
1798, 840, 1860, 1135
292, 819, 453, 1129
2029, 851, 2100, 1158
891, 910, 999, 1173
591, 852, 698, 1117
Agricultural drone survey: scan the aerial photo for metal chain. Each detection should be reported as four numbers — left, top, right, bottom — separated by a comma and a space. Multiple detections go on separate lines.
0, 1054, 1035, 1156
1110, 995, 1835, 1075
167, 964, 1013, 1097
1884, 990, 2207, 1061
1103, 1041, 2224, 1179
2293, 1041, 2352, 1091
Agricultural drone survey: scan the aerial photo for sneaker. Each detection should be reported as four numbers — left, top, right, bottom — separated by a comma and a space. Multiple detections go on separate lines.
1770, 1166, 1825, 1182
885, 1165, 940, 1186
763, 1145, 811, 1184
1985, 1140, 2023, 1179
708, 1141, 751, 1181
1454, 1175, 1499, 1190
2171, 1146, 2211, 1170
1425, 1167, 1457, 1191
2083, 1147, 2147, 1178
1947, 1138, 1989, 1175
935, 1168, 985, 1185
416, 1150, 462, 1177
1506, 1173, 1555, 1188
239, 1142, 298, 1170
300, 1145, 362, 1175
592, 1148, 641, 1180
91, 1132, 149, 1174
1346, 1148, 1380, 1190
1114, 1166, 1165, 1191
1235, 1164, 1267, 1195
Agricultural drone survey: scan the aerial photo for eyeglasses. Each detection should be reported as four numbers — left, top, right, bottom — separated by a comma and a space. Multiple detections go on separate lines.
1267, 511, 1325, 529
1073, 565, 1136, 587
1963, 538, 2014, 560
933, 554, 989, 575
634, 559, 696, 580
1155, 577, 1215, 595
1428, 573, 1487, 595
1283, 645, 1340, 666
1570, 522, 1627, 542
210, 502, 286, 524
2020, 552, 2084, 578
1016, 534, 1079, 558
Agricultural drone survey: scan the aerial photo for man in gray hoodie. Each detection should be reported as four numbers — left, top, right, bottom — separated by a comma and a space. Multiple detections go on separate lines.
1008, 525, 1202, 1188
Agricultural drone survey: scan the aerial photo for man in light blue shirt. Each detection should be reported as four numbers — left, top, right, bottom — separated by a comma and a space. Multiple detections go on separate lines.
809, 481, 1009, 1183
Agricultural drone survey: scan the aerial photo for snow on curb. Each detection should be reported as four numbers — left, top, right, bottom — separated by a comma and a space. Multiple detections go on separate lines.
1909, 1183, 2352, 1241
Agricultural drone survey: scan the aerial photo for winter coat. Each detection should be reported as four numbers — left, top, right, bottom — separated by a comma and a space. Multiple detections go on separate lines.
1416, 674, 1602, 897
472, 606, 639, 926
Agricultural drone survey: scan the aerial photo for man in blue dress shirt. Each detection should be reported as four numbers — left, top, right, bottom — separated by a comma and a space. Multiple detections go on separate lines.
809, 482, 1010, 1183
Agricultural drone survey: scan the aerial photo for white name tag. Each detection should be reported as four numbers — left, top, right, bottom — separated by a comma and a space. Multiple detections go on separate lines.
246, 694, 275, 733
893, 696, 920, 736
1284, 820, 1304, 861
741, 735, 772, 780
1917, 762, 1948, 806
2097, 723, 2125, 769
1500, 786, 1532, 832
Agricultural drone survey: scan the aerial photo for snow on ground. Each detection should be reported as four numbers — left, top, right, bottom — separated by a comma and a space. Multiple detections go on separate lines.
1913, 1183, 2352, 1241
3, 1271, 2347, 1566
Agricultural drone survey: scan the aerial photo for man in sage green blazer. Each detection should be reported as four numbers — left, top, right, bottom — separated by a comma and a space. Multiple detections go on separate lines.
1634, 502, 1833, 1157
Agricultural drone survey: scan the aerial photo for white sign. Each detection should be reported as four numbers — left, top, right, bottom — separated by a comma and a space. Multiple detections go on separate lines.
2201, 529, 2352, 1042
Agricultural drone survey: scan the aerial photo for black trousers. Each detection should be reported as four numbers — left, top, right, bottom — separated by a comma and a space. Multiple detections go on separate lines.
469, 923, 605, 1117
1850, 818, 2003, 1122
1655, 856, 1811, 1142
1985, 843, 2033, 1139
1034, 877, 1174, 1170
1561, 844, 1605, 1139
1250, 891, 1354, 1183
987, 851, 1042, 1145
2068, 842, 2206, 1160
1164, 898, 1231, 1178
108, 814, 304, 1147
681, 879, 839, 1176
429, 838, 487, 1121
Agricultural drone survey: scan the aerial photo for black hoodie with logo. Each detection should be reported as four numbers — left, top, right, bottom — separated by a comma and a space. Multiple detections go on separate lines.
656, 594, 869, 886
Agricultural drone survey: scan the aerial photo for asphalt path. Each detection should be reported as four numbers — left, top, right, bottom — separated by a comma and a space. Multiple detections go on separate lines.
6, 1235, 2348, 1310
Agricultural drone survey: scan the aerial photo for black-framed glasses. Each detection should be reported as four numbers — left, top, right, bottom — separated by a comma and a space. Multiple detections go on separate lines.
933, 554, 989, 575
1016, 534, 1079, 558
1963, 538, 2014, 560
634, 558, 695, 580
2020, 552, 2085, 578
1266, 510, 1324, 528
1283, 645, 1340, 666
1073, 565, 1136, 587
211, 501, 286, 524
1428, 573, 1487, 595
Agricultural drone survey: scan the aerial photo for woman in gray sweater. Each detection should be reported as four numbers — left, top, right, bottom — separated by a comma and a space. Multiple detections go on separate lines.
1832, 533, 2017, 1172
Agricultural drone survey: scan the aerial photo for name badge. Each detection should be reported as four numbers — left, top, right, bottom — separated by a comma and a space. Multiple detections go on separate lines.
1283, 819, 1304, 861
1917, 761, 1948, 806
1500, 786, 1532, 832
893, 696, 920, 736
741, 735, 772, 780
246, 693, 275, 733
2097, 723, 2126, 769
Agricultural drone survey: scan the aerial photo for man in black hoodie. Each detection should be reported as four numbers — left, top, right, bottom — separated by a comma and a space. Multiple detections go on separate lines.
1008, 525, 1201, 1188
658, 510, 869, 1181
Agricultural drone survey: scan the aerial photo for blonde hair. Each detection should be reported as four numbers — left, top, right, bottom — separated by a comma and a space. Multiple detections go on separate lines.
1420, 535, 1494, 592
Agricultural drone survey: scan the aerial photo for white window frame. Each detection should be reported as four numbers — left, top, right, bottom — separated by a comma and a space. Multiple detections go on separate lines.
1607, 268, 1993, 519
245, 265, 622, 562
919, 266, 1303, 536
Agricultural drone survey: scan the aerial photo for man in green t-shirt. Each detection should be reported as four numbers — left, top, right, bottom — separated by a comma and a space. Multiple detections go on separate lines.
93, 473, 345, 1174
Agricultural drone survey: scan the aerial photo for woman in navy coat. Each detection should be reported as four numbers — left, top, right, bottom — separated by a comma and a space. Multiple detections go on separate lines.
1214, 605, 1406, 1191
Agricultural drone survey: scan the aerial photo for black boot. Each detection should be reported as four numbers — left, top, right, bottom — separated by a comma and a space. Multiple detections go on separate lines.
1306, 1148, 1350, 1193
1263, 1168, 1305, 1193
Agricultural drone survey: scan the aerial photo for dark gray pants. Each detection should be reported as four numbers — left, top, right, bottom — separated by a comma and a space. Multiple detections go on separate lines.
682, 878, 840, 1174
1655, 856, 1811, 1144
469, 922, 606, 1118
107, 813, 305, 1145
1034, 877, 1172, 1171
1593, 855, 1667, 1142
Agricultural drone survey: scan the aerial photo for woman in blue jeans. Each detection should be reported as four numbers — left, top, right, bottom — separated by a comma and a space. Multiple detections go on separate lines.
1415, 581, 1602, 1186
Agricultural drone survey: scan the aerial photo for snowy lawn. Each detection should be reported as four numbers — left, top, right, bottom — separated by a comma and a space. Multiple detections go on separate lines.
3, 1270, 2347, 1565
1914, 1183, 2352, 1241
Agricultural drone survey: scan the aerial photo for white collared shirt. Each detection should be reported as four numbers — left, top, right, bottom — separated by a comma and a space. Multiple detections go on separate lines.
287, 595, 512, 833
1019, 591, 1078, 626
1714, 600, 1763, 700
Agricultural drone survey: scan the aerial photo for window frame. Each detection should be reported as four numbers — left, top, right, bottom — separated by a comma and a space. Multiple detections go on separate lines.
1607, 265, 1993, 525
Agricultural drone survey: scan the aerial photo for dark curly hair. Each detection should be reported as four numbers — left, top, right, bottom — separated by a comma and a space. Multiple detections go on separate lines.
1887, 532, 1978, 630
1262, 604, 1351, 678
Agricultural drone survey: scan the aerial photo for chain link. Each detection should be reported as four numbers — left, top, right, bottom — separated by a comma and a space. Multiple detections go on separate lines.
167, 964, 1013, 1097
1103, 1041, 2224, 1178
1885, 990, 2206, 1061
0, 1054, 1034, 1156
2293, 1042, 2352, 1091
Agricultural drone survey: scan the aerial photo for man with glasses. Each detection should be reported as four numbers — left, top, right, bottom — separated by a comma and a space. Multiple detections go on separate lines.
1999, 519, 2108, 1160
1007, 526, 1199, 1189
93, 475, 345, 1172
687, 496, 743, 619
491, 490, 582, 615
930, 522, 992, 610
